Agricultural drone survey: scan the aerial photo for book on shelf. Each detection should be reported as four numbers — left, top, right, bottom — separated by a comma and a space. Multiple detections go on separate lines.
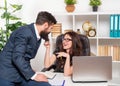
110, 15, 120, 37
90, 52, 96, 56
114, 15, 118, 37
110, 15, 114, 37
98, 45, 120, 61
51, 26, 61, 32
51, 23, 62, 37
51, 32, 61, 37
118, 15, 120, 37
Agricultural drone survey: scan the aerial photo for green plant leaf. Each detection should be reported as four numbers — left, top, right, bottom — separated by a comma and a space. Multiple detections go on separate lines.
0, 44, 3, 49
1, 12, 10, 19
64, 0, 77, 5
6, 21, 26, 31
89, 0, 102, 6
0, 6, 4, 9
9, 15, 21, 20
0, 7, 6, 10
10, 4, 22, 12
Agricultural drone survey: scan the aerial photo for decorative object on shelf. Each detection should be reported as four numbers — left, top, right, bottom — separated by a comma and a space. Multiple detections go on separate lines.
82, 21, 96, 37
89, 0, 102, 12
64, 0, 77, 12
88, 28, 96, 37
82, 21, 92, 32
51, 23, 62, 37
76, 29, 81, 34
0, 0, 26, 51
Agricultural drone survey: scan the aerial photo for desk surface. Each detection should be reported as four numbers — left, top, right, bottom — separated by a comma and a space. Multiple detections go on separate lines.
48, 73, 109, 86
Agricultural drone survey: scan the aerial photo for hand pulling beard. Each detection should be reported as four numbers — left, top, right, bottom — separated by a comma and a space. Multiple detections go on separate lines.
40, 31, 50, 41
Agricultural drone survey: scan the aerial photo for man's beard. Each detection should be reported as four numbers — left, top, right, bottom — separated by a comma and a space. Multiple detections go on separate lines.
40, 31, 50, 41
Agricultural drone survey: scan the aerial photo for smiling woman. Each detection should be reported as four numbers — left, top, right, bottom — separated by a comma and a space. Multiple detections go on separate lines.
44, 31, 83, 76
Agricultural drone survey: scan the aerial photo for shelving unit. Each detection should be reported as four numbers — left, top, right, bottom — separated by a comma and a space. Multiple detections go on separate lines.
53, 11, 120, 57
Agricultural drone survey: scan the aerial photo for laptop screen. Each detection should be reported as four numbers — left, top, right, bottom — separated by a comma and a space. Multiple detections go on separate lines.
72, 56, 112, 83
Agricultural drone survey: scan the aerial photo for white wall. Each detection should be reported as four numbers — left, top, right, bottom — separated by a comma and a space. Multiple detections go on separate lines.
0, 0, 120, 71
1, 0, 120, 23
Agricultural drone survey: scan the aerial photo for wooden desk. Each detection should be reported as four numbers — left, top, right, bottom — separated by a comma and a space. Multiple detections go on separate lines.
48, 73, 108, 86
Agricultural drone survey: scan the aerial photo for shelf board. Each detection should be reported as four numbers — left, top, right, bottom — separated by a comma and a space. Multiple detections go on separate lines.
53, 11, 120, 16
98, 37, 120, 39
88, 37, 97, 39
53, 12, 98, 16
99, 11, 120, 15
112, 61, 120, 63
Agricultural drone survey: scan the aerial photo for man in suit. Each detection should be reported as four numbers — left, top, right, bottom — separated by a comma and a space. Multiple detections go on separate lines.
0, 11, 57, 86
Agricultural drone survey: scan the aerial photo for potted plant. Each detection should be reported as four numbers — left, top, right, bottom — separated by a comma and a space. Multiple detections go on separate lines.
0, 0, 26, 51
89, 0, 102, 11
64, 0, 77, 12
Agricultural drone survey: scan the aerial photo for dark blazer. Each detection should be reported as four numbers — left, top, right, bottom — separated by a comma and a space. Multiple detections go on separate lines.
0, 23, 41, 82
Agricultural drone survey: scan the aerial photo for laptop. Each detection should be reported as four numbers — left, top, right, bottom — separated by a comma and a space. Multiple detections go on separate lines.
72, 56, 112, 83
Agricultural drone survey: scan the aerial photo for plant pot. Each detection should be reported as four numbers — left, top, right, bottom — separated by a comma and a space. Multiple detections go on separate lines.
92, 6, 98, 12
65, 5, 75, 12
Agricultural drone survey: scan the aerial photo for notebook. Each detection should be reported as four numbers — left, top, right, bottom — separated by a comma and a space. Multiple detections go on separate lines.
72, 56, 112, 83
37, 71, 56, 79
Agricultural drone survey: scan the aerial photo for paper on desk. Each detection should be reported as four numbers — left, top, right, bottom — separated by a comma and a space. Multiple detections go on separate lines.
48, 73, 65, 86
48, 77, 64, 86
37, 71, 56, 79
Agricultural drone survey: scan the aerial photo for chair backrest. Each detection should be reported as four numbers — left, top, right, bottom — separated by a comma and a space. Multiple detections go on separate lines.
79, 34, 90, 56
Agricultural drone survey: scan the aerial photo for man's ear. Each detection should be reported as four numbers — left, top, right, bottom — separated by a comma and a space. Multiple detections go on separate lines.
44, 22, 49, 28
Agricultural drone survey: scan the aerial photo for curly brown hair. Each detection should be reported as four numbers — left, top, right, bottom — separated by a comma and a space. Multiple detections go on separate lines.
63, 31, 83, 56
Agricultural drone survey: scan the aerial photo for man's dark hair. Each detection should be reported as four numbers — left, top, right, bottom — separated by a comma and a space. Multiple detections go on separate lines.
36, 11, 57, 25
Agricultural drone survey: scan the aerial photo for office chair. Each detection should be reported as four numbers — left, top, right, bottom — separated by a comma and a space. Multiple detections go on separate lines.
79, 34, 90, 56
41, 34, 90, 72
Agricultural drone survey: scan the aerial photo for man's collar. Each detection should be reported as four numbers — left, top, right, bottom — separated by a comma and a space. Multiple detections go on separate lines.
34, 24, 41, 40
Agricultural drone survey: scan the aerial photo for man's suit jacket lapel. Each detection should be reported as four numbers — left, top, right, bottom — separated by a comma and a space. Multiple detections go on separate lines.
29, 23, 38, 42
28, 23, 41, 56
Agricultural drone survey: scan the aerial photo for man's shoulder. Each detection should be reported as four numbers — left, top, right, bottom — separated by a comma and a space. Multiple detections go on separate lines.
20, 23, 34, 29
17, 23, 34, 32
11, 23, 34, 37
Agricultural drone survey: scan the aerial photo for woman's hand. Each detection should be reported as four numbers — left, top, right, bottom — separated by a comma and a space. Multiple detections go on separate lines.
44, 41, 50, 48
56, 52, 70, 58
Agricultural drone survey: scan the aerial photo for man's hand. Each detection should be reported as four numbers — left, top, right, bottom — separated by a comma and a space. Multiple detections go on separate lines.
34, 74, 48, 82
